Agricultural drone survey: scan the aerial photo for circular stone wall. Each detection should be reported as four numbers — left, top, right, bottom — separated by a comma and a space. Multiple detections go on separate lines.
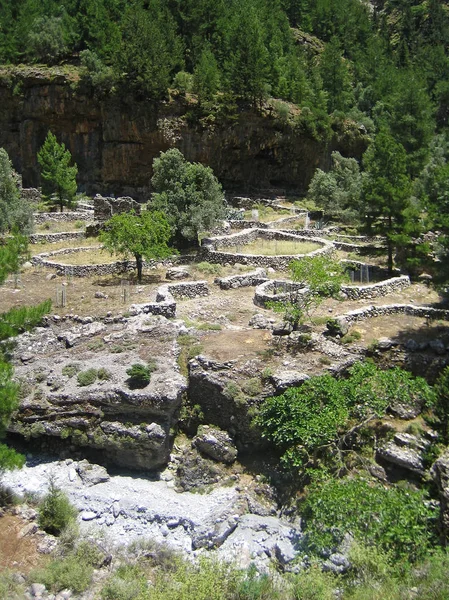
201, 228, 334, 269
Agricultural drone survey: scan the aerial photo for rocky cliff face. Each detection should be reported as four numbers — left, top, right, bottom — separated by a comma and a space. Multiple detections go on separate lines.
0, 66, 368, 200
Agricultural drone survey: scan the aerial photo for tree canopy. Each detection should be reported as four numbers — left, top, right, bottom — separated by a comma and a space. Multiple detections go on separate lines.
99, 209, 174, 281
37, 132, 78, 213
151, 149, 226, 247
0, 148, 33, 235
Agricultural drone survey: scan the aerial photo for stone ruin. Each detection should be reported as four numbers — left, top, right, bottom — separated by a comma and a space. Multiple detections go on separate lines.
93, 194, 141, 222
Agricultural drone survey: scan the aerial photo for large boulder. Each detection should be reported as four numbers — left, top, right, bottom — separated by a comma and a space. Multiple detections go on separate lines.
192, 426, 238, 464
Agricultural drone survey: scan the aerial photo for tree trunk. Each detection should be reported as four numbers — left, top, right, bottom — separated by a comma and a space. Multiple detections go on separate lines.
135, 253, 143, 282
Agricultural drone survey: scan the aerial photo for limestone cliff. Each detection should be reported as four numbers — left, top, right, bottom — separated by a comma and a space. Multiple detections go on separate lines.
0, 66, 368, 200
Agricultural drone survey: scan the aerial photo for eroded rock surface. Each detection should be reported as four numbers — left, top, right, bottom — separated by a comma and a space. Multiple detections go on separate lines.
9, 315, 187, 470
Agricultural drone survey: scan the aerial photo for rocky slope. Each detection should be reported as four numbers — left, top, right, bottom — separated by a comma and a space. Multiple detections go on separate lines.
0, 66, 368, 200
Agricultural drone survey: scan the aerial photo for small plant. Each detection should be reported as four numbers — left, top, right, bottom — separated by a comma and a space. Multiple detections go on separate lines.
195, 261, 223, 276
242, 377, 263, 397
97, 367, 112, 381
74, 220, 85, 229
62, 363, 81, 378
87, 339, 105, 351
261, 367, 273, 381
341, 329, 362, 344
77, 368, 98, 386
126, 363, 155, 388
38, 477, 78, 536
196, 322, 222, 331
32, 555, 93, 594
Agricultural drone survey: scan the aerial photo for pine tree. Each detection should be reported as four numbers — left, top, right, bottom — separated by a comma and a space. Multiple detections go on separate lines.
319, 36, 354, 113
37, 131, 78, 212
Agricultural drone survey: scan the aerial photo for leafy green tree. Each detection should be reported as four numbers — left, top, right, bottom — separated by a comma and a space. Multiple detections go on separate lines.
26, 14, 71, 64
38, 476, 77, 535
225, 3, 269, 105
361, 130, 413, 273
151, 148, 226, 247
37, 132, 78, 212
99, 210, 174, 281
0, 148, 33, 235
307, 151, 362, 222
0, 234, 29, 284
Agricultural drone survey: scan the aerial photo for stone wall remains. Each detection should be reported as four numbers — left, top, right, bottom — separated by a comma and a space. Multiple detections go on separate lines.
21, 188, 41, 204
331, 304, 449, 329
129, 281, 209, 319
94, 195, 141, 222
30, 231, 86, 244
215, 268, 268, 290
201, 228, 333, 270
254, 279, 309, 308
340, 275, 411, 300
33, 211, 91, 224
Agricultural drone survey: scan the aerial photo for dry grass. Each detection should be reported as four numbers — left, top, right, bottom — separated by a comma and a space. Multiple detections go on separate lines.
243, 208, 291, 223
232, 239, 321, 256
35, 220, 88, 233
47, 248, 116, 266
30, 238, 101, 256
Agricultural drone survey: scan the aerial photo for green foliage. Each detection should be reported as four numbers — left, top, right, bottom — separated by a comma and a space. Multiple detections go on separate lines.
319, 37, 354, 113
79, 49, 116, 94
255, 361, 433, 471
101, 564, 148, 600
116, 2, 183, 101
0, 234, 29, 284
432, 366, 449, 443
151, 149, 226, 246
32, 554, 93, 594
26, 14, 72, 64
361, 129, 414, 273
62, 363, 81, 377
99, 210, 174, 281
302, 477, 437, 563
77, 368, 98, 387
307, 151, 362, 223
38, 478, 78, 536
37, 131, 78, 212
0, 299, 52, 341
0, 148, 33, 235
272, 254, 346, 329
126, 363, 155, 388
195, 262, 223, 276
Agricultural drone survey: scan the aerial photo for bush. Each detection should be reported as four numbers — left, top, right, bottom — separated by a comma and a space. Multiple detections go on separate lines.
38, 478, 77, 535
302, 477, 437, 563
195, 261, 223, 276
97, 367, 112, 381
126, 363, 155, 388
62, 363, 81, 378
77, 368, 98, 386
32, 555, 93, 594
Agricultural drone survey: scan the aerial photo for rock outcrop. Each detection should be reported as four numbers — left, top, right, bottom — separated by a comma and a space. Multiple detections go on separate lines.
0, 66, 368, 199
8, 314, 187, 470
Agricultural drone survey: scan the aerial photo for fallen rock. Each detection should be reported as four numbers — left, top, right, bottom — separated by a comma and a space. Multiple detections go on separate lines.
166, 267, 190, 280
193, 427, 238, 464
76, 460, 110, 486
377, 442, 424, 475
271, 371, 309, 393
248, 313, 273, 330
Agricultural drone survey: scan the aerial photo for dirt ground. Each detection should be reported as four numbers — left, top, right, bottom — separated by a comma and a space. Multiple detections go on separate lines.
1, 238, 447, 371
0, 514, 43, 573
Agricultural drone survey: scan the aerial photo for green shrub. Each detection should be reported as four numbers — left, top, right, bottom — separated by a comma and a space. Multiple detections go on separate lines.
242, 377, 263, 396
0, 570, 26, 599
32, 555, 93, 594
101, 564, 149, 600
195, 261, 223, 276
290, 564, 336, 600
341, 329, 362, 344
74, 220, 85, 229
77, 368, 98, 386
302, 477, 437, 563
62, 363, 81, 378
126, 363, 154, 388
38, 478, 78, 536
196, 322, 222, 331
97, 367, 112, 381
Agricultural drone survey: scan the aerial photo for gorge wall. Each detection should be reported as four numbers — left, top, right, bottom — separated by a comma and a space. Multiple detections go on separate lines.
0, 66, 368, 201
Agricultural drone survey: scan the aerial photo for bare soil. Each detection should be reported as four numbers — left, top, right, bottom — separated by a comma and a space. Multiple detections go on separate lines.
0, 514, 43, 573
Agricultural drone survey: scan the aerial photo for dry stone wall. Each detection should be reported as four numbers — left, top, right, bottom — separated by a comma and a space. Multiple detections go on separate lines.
254, 279, 309, 308
130, 281, 210, 318
201, 228, 333, 269
33, 211, 90, 224
94, 195, 141, 222
332, 304, 449, 329
215, 268, 268, 290
30, 231, 86, 244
